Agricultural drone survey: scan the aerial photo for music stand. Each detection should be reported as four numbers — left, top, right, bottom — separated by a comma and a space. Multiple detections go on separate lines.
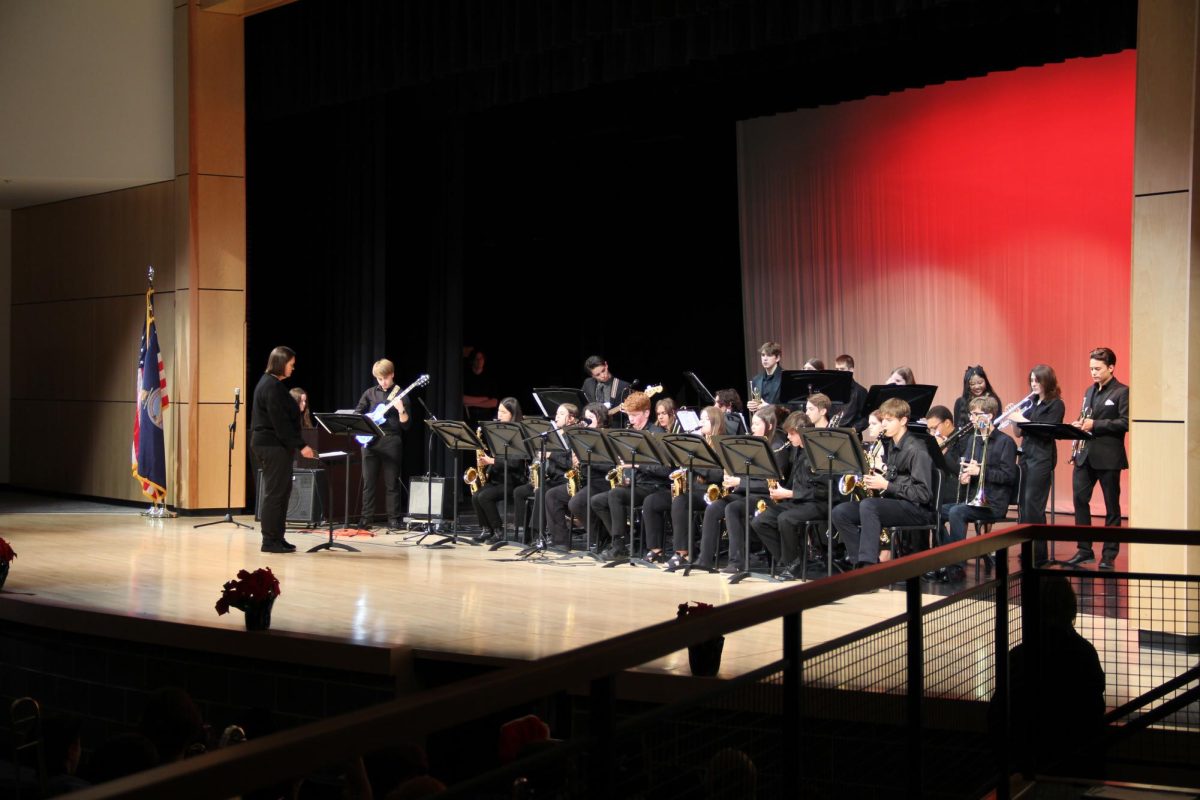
480, 421, 532, 550
561, 427, 619, 563
797, 428, 867, 578
602, 429, 670, 568
792, 370, 854, 406
660, 433, 725, 574
532, 388, 589, 419
863, 384, 938, 421
312, 412, 385, 553
683, 371, 716, 407
425, 421, 483, 547
515, 419, 570, 560
1018, 422, 1091, 556
714, 434, 783, 584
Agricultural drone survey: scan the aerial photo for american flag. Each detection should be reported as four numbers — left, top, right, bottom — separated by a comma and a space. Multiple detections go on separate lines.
132, 281, 169, 503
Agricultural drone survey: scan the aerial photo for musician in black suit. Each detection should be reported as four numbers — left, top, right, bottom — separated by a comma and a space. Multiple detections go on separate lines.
747, 341, 783, 413
354, 359, 412, 530
1066, 348, 1129, 569
833, 354, 869, 431
251, 346, 317, 553
581, 355, 631, 418
1008, 365, 1066, 565
473, 397, 527, 543
752, 411, 827, 580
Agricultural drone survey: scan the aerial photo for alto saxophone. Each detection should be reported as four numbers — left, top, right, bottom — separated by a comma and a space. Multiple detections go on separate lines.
463, 426, 488, 494
755, 479, 778, 516
530, 461, 541, 490
565, 467, 581, 497
670, 468, 688, 498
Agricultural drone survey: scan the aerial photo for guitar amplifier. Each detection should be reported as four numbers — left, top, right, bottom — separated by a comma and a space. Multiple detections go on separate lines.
255, 468, 327, 525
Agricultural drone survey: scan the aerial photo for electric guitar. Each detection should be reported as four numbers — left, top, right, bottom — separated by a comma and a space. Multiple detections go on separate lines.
355, 374, 430, 445
606, 384, 664, 416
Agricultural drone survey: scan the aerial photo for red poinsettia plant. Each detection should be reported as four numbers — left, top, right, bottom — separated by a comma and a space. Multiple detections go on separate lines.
215, 567, 281, 616
0, 537, 16, 564
677, 601, 715, 619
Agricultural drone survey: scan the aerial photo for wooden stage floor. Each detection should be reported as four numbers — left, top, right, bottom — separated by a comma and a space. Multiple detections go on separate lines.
0, 510, 934, 678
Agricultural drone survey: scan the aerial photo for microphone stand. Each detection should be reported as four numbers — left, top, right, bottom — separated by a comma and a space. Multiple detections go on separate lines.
195, 387, 252, 529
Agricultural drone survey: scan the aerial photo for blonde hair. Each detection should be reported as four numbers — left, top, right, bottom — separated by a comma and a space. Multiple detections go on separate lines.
372, 359, 395, 378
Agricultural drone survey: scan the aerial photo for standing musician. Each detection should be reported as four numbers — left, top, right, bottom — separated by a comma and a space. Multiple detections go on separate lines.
472, 397, 526, 544
355, 359, 412, 530
252, 346, 317, 554
753, 410, 827, 580
664, 406, 728, 569
747, 341, 783, 412
1007, 365, 1065, 565
1066, 347, 1129, 570
655, 397, 683, 433
954, 365, 1002, 429
930, 396, 1017, 583
831, 398, 936, 568
715, 388, 749, 435
581, 355, 631, 420
805, 393, 833, 428
694, 405, 790, 574
541, 403, 609, 549
588, 391, 670, 559
885, 366, 916, 386
513, 403, 578, 541
832, 354, 869, 432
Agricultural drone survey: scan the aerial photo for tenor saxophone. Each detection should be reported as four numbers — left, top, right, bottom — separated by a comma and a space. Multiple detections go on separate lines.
463, 426, 488, 494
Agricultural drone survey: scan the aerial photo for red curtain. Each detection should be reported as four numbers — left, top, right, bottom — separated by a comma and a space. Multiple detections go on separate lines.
737, 51, 1135, 515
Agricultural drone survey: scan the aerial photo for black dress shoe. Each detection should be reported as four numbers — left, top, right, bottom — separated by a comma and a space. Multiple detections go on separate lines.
944, 564, 966, 583
1098, 558, 1115, 570
777, 569, 798, 581
261, 540, 294, 553
602, 540, 628, 559
476, 530, 497, 544
921, 569, 943, 582
1064, 551, 1095, 567
388, 519, 404, 530
719, 563, 743, 575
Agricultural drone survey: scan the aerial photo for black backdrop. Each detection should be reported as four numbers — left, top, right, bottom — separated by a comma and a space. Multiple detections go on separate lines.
244, 0, 1136, 488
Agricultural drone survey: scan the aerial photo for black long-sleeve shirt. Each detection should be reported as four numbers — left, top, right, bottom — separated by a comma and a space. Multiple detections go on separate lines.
1016, 396, 1065, 467
354, 384, 413, 437
251, 372, 305, 450
880, 431, 935, 508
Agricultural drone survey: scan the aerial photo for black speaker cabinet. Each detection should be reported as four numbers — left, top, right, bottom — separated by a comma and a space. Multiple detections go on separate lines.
255, 468, 327, 525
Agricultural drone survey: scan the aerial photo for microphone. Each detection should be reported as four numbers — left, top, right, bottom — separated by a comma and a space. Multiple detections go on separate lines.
233, 387, 241, 413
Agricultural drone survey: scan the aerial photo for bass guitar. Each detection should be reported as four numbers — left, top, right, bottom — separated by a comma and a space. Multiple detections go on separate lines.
355, 374, 430, 445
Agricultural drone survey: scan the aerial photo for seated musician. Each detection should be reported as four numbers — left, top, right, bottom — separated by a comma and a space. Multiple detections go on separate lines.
805, 393, 832, 428
472, 397, 526, 544
664, 406, 728, 569
925, 405, 961, 510
930, 395, 1017, 583
747, 341, 783, 413
885, 366, 916, 386
542, 403, 609, 549
802, 358, 825, 370
752, 410, 828, 580
694, 405, 790, 574
587, 391, 670, 559
832, 354, 869, 431
831, 398, 936, 569
655, 397, 683, 434
715, 388, 748, 435
512, 403, 577, 543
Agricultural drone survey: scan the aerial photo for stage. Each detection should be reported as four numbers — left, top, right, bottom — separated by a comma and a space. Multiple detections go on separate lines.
0, 503, 937, 682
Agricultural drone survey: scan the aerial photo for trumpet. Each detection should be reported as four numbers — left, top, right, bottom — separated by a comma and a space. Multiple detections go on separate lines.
1069, 401, 1092, 465
994, 391, 1038, 430
463, 426, 488, 494
939, 422, 973, 454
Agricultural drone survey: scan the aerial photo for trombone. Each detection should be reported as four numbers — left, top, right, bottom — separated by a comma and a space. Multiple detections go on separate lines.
956, 414, 992, 507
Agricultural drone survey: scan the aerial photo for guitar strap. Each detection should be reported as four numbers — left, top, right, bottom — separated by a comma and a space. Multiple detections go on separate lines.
386, 384, 400, 401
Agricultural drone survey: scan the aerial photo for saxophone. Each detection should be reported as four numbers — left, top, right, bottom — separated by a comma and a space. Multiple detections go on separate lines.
566, 467, 581, 497
530, 461, 541, 490
755, 479, 778, 516
670, 468, 688, 498
463, 426, 488, 494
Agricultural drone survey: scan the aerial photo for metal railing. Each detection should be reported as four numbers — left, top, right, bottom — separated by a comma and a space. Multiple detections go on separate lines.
60, 525, 1200, 799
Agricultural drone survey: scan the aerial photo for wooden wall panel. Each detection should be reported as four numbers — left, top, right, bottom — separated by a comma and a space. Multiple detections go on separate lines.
1134, 0, 1197, 196
197, 289, 244, 404
197, 402, 246, 508
1130, 192, 1189, 421
193, 7, 244, 178
196, 176, 245, 289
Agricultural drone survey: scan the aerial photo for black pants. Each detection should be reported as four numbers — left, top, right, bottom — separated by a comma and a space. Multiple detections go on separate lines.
361, 436, 403, 525
669, 490, 704, 556
1018, 456, 1054, 562
516, 480, 563, 540
833, 497, 932, 566
254, 444, 293, 541
640, 489, 673, 550
472, 482, 514, 535
696, 495, 737, 568
589, 484, 657, 545
1072, 463, 1122, 559
755, 502, 825, 565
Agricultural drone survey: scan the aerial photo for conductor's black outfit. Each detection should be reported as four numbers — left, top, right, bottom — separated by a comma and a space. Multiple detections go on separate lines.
1072, 377, 1129, 561
251, 372, 304, 545
1015, 395, 1065, 563
355, 385, 412, 528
